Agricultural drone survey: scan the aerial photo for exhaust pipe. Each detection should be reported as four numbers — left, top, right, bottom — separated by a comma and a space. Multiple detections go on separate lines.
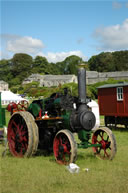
78, 66, 86, 104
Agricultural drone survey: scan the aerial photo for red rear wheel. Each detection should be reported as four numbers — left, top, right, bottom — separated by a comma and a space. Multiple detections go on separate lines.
92, 127, 117, 160
7, 111, 38, 157
53, 130, 77, 165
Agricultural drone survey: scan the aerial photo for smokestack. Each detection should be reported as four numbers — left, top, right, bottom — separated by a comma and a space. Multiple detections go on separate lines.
78, 65, 86, 104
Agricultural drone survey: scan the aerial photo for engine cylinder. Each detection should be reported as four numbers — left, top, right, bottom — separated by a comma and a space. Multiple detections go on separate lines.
79, 110, 96, 131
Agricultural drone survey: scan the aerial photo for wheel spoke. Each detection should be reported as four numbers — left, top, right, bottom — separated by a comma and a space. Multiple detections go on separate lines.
104, 149, 109, 158
108, 146, 111, 150
21, 141, 28, 150
59, 137, 63, 146
97, 146, 102, 154
101, 131, 104, 139
11, 120, 18, 129
11, 135, 15, 142
106, 135, 109, 141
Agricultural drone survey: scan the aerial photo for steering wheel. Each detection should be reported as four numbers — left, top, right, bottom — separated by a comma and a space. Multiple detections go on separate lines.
17, 100, 29, 110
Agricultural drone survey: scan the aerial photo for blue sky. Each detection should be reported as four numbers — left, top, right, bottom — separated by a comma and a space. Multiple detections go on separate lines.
1, 0, 128, 62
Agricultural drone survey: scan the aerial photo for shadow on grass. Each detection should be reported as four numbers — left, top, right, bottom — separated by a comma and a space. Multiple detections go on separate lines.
36, 149, 53, 157
77, 152, 96, 161
101, 124, 128, 132
36, 150, 58, 163
111, 126, 128, 132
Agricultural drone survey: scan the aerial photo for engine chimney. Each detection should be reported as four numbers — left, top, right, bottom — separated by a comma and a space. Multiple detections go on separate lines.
70, 65, 96, 131
78, 65, 86, 104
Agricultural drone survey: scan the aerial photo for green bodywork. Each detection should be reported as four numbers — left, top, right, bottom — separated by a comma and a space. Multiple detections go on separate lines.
28, 103, 41, 117
78, 129, 101, 149
61, 110, 71, 130
0, 92, 6, 128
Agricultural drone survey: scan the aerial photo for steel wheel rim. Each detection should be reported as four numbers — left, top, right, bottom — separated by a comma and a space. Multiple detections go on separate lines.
8, 114, 29, 157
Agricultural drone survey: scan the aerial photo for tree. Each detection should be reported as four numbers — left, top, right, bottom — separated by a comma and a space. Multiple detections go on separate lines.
88, 50, 128, 72
0, 59, 12, 82
10, 53, 33, 78
32, 56, 48, 74
59, 55, 84, 75
112, 51, 128, 71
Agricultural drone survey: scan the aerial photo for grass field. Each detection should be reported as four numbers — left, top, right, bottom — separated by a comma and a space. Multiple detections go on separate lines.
0, 112, 128, 193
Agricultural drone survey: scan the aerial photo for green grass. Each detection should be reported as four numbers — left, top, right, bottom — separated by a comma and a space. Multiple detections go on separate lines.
5, 110, 11, 126
0, 114, 128, 193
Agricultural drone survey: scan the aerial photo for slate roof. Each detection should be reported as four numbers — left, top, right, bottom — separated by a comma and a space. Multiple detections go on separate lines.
42, 75, 76, 80
97, 82, 128, 89
0, 80, 8, 84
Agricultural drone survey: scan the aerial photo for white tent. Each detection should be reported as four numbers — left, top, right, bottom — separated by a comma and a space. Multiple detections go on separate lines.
1, 91, 27, 105
87, 100, 100, 130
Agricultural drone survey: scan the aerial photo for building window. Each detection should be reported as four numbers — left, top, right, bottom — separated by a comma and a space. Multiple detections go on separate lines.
117, 87, 123, 101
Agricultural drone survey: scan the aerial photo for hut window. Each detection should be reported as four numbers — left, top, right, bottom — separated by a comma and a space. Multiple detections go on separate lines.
117, 87, 123, 101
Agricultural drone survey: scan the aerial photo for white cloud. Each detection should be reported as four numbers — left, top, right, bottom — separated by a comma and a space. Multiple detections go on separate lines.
77, 37, 84, 44
0, 34, 88, 62
0, 51, 1, 60
112, 1, 122, 9
0, 49, 11, 60
93, 18, 128, 51
38, 50, 88, 63
7, 36, 44, 54
126, 2, 128, 8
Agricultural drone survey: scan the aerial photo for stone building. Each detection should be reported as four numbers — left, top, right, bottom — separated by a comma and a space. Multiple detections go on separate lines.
22, 71, 128, 86
0, 80, 9, 91
87, 71, 128, 84
23, 74, 77, 87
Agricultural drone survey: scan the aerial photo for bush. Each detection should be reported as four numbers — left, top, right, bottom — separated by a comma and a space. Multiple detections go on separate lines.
10, 79, 128, 100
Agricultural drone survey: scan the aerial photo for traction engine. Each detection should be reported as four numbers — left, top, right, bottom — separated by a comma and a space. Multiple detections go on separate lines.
7, 66, 117, 164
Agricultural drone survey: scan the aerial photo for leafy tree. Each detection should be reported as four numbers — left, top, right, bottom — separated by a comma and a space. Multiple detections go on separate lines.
112, 51, 128, 71
88, 50, 128, 72
10, 53, 33, 80
88, 52, 114, 72
49, 62, 61, 75
32, 56, 48, 74
57, 55, 84, 75
0, 59, 11, 82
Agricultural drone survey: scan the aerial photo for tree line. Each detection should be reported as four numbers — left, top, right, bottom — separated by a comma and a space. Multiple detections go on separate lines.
0, 50, 128, 88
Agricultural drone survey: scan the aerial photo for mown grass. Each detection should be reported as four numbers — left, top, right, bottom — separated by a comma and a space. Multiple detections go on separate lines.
0, 113, 128, 193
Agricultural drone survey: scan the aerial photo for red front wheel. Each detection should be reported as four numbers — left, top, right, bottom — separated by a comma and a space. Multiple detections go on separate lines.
53, 130, 77, 165
92, 127, 117, 160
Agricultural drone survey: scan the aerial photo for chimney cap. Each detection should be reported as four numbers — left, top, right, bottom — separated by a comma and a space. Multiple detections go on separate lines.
78, 63, 87, 68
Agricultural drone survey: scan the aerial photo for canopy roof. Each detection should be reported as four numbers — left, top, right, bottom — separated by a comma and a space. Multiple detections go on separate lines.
1, 91, 26, 102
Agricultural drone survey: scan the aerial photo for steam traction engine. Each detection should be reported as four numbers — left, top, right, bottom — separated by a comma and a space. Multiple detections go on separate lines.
7, 67, 117, 164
